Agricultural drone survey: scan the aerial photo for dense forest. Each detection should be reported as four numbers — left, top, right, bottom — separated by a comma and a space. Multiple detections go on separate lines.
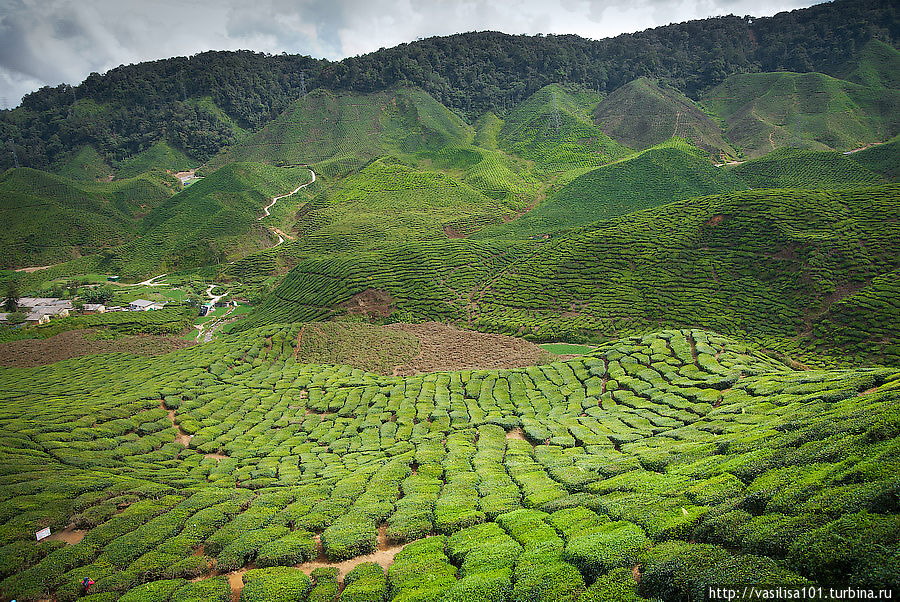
1, 0, 897, 170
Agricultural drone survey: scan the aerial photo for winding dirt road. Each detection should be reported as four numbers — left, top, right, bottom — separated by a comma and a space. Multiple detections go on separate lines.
258, 168, 316, 246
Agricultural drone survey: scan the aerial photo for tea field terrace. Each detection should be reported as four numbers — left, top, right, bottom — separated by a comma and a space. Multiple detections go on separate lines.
0, 325, 898, 600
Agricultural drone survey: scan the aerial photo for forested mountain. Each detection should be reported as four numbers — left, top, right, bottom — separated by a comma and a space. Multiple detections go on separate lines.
1, 0, 896, 170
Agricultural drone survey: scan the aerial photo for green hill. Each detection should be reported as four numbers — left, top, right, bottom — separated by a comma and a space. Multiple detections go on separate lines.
100, 162, 312, 277
289, 156, 520, 252
499, 84, 632, 171
836, 39, 900, 90
729, 148, 887, 189
701, 71, 900, 158
849, 135, 900, 180
593, 78, 736, 158
54, 145, 115, 182
207, 87, 472, 176
475, 138, 748, 239
247, 185, 900, 367
0, 168, 177, 269
117, 141, 195, 179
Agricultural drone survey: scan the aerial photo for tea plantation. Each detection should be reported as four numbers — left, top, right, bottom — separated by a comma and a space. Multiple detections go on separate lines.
0, 325, 897, 600
1, 33, 899, 602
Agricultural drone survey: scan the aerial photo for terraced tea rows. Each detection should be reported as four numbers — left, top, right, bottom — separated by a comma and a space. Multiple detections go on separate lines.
245, 185, 900, 367
0, 326, 896, 600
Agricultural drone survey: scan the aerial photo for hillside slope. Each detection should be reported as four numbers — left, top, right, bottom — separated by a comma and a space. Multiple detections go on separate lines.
499, 84, 632, 170
729, 148, 888, 188
99, 162, 312, 277
701, 71, 900, 158
247, 185, 900, 366
206, 87, 472, 176
0, 168, 177, 269
475, 138, 748, 239
594, 78, 736, 158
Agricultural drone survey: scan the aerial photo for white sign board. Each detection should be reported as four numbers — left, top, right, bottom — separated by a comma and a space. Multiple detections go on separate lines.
35, 527, 51, 541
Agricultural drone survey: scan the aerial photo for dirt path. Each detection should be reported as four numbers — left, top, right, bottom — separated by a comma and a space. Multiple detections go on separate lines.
294, 527, 407, 580
259, 168, 316, 247
160, 400, 193, 446
14, 264, 59, 273
843, 141, 885, 154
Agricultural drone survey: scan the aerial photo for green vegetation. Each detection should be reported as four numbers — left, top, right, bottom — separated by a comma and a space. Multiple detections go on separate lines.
0, 318, 896, 600
851, 135, 900, 180
594, 78, 736, 158
729, 148, 886, 189
475, 137, 747, 239
498, 84, 631, 171
117, 142, 195, 179
540, 343, 595, 355
701, 71, 900, 158
0, 168, 177, 269
246, 184, 900, 367
207, 87, 472, 175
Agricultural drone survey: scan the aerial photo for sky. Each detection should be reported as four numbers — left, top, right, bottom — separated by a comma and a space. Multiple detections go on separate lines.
0, 0, 821, 107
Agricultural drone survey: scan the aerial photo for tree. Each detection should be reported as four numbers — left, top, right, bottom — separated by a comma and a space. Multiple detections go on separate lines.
4, 282, 19, 312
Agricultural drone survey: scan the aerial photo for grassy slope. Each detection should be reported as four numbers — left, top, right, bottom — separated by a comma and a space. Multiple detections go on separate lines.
54, 145, 114, 182
474, 138, 749, 239
247, 185, 900, 367
0, 168, 177, 268
729, 147, 887, 189
702, 71, 900, 158
836, 39, 900, 90
849, 135, 900, 180
100, 162, 312, 278
594, 77, 736, 158
206, 87, 472, 176
499, 84, 632, 171
117, 141, 196, 179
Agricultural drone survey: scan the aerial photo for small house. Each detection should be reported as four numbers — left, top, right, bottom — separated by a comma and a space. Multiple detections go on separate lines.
129, 299, 165, 311
82, 304, 106, 314
107, 276, 120, 282
199, 304, 214, 317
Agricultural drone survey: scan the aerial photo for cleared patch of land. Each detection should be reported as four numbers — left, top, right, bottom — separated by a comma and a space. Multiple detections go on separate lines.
0, 329, 195, 367
387, 322, 549, 375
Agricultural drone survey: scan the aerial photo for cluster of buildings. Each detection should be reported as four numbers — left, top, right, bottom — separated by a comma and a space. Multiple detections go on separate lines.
0, 297, 167, 326
0, 297, 74, 325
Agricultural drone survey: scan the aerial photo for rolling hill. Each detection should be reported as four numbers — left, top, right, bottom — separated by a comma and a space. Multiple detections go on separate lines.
244, 184, 900, 367
0, 168, 177, 269
701, 71, 900, 158
498, 84, 632, 171
206, 87, 472, 176
474, 138, 748, 239
593, 78, 736, 159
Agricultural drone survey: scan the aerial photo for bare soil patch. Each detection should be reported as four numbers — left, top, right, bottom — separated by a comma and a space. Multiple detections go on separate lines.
339, 289, 395, 318
46, 527, 87, 545
387, 322, 549, 375
506, 428, 527, 440
295, 529, 408, 580
704, 214, 725, 226
14, 264, 58, 273
443, 225, 466, 239
0, 329, 195, 367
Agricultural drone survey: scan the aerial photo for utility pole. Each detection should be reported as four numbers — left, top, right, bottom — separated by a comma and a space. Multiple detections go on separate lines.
299, 71, 307, 97
180, 78, 188, 102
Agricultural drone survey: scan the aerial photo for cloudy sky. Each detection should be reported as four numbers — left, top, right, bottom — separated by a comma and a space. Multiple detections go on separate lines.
1, 0, 820, 107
